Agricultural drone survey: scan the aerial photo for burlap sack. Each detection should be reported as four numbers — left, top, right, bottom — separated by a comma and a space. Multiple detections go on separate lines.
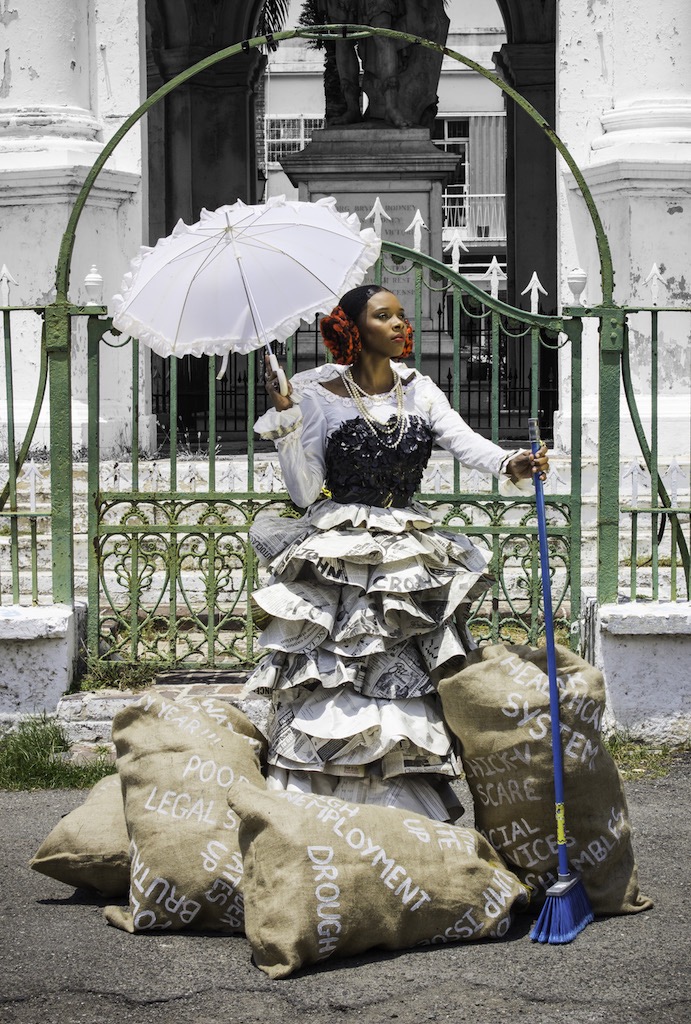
438, 644, 653, 915
30, 773, 130, 897
104, 691, 266, 934
228, 781, 530, 978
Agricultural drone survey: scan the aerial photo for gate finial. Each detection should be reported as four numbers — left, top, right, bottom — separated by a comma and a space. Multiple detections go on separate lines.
665, 459, 681, 507
567, 267, 587, 305
404, 210, 428, 252
644, 263, 666, 306
443, 229, 469, 274
623, 461, 646, 504
84, 265, 104, 306
365, 197, 392, 239
484, 256, 506, 300
0, 264, 18, 305
521, 272, 548, 314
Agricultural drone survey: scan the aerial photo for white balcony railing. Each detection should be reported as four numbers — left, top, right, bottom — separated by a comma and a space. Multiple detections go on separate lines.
442, 188, 506, 241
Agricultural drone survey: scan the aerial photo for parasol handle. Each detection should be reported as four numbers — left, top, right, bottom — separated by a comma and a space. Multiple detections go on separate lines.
268, 350, 289, 397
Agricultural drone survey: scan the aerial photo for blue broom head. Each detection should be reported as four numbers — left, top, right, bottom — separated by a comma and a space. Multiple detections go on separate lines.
530, 873, 595, 944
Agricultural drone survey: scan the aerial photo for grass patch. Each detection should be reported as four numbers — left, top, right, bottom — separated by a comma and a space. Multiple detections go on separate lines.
0, 715, 115, 791
605, 732, 686, 780
75, 659, 162, 693
622, 555, 685, 568
469, 621, 572, 648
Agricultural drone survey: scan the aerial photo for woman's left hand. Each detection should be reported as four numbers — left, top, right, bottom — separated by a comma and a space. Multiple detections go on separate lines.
506, 444, 549, 482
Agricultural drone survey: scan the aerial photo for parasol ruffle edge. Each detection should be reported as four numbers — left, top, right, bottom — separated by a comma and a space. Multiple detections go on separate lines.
110, 195, 382, 355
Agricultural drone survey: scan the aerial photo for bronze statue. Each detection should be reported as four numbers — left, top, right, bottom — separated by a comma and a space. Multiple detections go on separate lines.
315, 1, 450, 130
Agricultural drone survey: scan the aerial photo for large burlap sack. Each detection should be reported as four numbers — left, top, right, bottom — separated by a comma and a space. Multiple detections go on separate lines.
30, 773, 129, 897
438, 644, 653, 915
228, 781, 530, 978
104, 691, 267, 934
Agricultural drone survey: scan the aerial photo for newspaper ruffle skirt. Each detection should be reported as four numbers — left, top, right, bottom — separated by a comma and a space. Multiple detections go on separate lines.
244, 498, 492, 821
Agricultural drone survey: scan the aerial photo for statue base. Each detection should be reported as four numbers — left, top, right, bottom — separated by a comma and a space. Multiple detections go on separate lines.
281, 126, 459, 320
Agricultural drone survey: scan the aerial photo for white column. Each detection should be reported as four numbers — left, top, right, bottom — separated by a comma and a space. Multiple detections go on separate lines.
554, 0, 691, 459
0, 0, 152, 453
0, 0, 99, 163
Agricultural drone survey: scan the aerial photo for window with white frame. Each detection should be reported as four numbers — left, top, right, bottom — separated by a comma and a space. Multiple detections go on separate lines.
432, 117, 470, 191
264, 116, 325, 166
434, 115, 506, 239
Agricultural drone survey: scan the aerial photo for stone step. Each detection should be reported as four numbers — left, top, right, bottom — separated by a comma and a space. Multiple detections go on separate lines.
55, 670, 269, 755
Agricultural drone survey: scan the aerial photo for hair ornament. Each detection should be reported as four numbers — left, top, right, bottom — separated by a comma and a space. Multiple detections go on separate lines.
320, 304, 362, 364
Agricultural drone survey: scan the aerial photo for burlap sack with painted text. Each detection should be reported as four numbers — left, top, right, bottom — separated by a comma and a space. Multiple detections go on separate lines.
229, 780, 530, 979
104, 691, 266, 934
30, 773, 130, 897
438, 643, 653, 915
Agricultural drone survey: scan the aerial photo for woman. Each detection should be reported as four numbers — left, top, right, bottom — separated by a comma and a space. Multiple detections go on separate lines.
246, 284, 549, 821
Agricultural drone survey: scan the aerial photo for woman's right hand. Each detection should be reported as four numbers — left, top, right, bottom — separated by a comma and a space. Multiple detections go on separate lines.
264, 354, 293, 412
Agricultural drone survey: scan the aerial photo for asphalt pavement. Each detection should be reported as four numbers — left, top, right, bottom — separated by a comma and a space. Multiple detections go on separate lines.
1, 755, 689, 1024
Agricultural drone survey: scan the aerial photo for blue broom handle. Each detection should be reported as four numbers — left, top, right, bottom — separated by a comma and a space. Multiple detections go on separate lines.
528, 419, 570, 879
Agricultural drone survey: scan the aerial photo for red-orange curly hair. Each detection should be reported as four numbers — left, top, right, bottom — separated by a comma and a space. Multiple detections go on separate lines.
320, 286, 414, 365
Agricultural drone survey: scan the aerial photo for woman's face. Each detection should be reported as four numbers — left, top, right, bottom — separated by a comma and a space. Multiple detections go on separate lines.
357, 290, 407, 358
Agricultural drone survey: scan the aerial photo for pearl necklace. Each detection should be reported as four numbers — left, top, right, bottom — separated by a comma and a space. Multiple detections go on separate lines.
342, 366, 407, 448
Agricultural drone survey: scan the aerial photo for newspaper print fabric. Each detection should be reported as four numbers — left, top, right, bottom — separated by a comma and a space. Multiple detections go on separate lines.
246, 492, 492, 821
247, 376, 512, 821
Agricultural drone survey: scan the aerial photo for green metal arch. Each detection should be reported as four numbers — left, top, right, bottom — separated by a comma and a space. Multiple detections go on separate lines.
55, 23, 613, 305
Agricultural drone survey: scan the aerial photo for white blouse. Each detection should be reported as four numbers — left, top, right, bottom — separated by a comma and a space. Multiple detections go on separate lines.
254, 363, 522, 509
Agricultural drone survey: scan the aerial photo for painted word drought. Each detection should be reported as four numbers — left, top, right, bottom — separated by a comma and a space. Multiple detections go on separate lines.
276, 789, 518, 957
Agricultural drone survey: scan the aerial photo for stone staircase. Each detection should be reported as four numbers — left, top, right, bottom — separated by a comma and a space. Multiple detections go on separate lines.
55, 668, 270, 759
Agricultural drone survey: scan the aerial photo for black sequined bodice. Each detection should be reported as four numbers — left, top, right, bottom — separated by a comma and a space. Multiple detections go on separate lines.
324, 415, 434, 508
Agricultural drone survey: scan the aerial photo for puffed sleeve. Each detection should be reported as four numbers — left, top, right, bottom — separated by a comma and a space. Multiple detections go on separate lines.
413, 375, 521, 479
253, 388, 327, 508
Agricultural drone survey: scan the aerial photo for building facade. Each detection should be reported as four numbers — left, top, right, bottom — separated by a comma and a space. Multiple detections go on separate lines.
0, 0, 689, 457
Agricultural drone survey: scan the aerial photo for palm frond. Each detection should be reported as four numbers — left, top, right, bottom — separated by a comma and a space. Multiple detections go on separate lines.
261, 0, 449, 41
257, 0, 292, 36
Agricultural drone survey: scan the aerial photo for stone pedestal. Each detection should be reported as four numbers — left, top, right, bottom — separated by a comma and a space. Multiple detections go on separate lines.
0, 603, 86, 724
281, 126, 459, 320
581, 591, 691, 746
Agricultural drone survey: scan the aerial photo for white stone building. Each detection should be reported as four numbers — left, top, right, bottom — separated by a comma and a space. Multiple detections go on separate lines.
0, 1, 689, 739
1, 0, 688, 453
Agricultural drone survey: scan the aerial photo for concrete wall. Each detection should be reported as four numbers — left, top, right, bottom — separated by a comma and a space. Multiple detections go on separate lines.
440, 0, 505, 113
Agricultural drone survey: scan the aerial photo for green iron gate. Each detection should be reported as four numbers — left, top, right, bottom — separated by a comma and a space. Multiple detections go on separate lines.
13, 23, 678, 666
82, 241, 583, 668
65, 24, 590, 668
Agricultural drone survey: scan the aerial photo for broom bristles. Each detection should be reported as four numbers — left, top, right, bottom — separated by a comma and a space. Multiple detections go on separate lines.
530, 874, 594, 944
